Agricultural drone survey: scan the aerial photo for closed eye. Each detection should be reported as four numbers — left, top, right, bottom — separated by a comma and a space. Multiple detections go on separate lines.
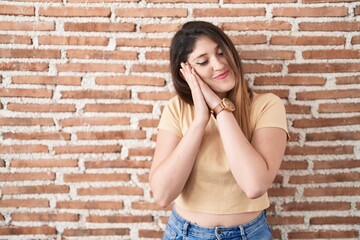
197, 60, 208, 66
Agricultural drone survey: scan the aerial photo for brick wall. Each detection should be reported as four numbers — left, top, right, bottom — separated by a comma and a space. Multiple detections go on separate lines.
0, 0, 359, 239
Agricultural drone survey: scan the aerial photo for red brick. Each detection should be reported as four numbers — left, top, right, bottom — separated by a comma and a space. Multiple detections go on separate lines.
0, 21, 54, 31
352, 35, 360, 44
132, 201, 172, 211
12, 213, 79, 222
285, 145, 353, 155
0, 35, 32, 44
288, 230, 358, 239
10, 159, 78, 168
319, 103, 360, 113
39, 6, 110, 17
63, 173, 130, 182
303, 50, 360, 59
54, 145, 120, 154
336, 76, 360, 85
0, 88, 52, 98
0, 172, 55, 181
254, 76, 325, 86
0, 145, 48, 154
77, 130, 146, 140
222, 21, 292, 31
138, 92, 175, 100
299, 21, 360, 31
306, 131, 360, 141
0, 117, 54, 126
0, 49, 60, 59
285, 104, 311, 114
4, 132, 70, 140
69, 0, 139, 2
77, 186, 143, 196
67, 50, 137, 60
293, 116, 360, 128
288, 63, 360, 73
289, 172, 360, 184
145, 51, 169, 60
56, 63, 125, 73
355, 5, 360, 15
282, 202, 351, 211
128, 148, 154, 157
230, 35, 267, 45
139, 229, 163, 238
96, 76, 166, 86
139, 119, 159, 128
304, 187, 360, 197
63, 228, 130, 236
57, 201, 124, 210
64, 22, 135, 32
12, 76, 81, 85
0, 199, 49, 208
116, 8, 187, 17
267, 216, 304, 225
240, 50, 295, 60
60, 117, 130, 127
85, 160, 151, 169
148, 0, 216, 2
0, 226, 56, 235
280, 160, 308, 170
87, 214, 153, 223
270, 35, 345, 45
243, 63, 282, 73
314, 159, 360, 170
1, 185, 69, 195
224, 0, 296, 2
297, 89, 360, 100
117, 38, 171, 47
141, 23, 181, 33
8, 103, 76, 112
255, 89, 289, 99
193, 8, 265, 17
303, 0, 357, 3
61, 90, 130, 99
310, 216, 360, 225
84, 103, 152, 113
0, 62, 48, 71
268, 187, 296, 196
0, 5, 34, 16
38, 36, 109, 46
273, 7, 348, 17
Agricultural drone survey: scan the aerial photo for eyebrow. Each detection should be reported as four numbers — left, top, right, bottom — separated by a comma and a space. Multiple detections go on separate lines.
192, 45, 221, 61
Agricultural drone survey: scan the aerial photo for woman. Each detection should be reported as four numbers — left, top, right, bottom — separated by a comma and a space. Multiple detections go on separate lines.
149, 21, 288, 240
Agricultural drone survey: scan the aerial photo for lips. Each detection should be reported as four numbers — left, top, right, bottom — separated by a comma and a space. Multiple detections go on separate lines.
213, 70, 230, 80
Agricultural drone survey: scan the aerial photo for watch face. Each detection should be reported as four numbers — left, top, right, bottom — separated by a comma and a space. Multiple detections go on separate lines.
223, 98, 235, 111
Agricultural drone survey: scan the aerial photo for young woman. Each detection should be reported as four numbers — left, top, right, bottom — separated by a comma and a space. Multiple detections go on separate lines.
149, 21, 288, 240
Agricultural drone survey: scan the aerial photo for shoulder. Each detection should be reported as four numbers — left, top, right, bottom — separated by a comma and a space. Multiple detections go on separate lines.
251, 92, 284, 112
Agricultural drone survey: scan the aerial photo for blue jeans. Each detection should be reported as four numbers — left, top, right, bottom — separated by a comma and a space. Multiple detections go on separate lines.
163, 209, 273, 240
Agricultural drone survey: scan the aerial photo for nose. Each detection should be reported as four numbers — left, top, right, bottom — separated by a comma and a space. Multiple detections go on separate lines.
211, 56, 225, 71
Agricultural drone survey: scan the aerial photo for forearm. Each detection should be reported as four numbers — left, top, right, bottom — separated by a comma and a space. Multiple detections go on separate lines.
216, 111, 272, 198
150, 120, 207, 207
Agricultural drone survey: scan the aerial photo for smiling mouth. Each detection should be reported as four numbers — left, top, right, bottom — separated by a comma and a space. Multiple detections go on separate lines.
213, 70, 230, 80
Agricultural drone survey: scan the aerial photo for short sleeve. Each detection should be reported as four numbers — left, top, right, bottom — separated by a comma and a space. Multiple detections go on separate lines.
158, 96, 183, 138
253, 93, 289, 139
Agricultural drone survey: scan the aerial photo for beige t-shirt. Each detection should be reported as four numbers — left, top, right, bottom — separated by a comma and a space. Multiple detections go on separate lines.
158, 92, 288, 214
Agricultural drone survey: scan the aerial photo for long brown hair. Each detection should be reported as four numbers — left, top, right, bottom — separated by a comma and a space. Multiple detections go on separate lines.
170, 21, 253, 140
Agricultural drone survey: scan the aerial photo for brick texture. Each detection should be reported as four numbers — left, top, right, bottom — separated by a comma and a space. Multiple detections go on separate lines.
0, 0, 359, 239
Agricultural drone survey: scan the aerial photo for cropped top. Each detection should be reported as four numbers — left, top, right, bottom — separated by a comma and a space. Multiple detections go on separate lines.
157, 93, 288, 214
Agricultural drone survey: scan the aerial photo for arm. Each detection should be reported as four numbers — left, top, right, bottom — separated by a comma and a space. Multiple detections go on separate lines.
149, 62, 210, 207
216, 111, 287, 199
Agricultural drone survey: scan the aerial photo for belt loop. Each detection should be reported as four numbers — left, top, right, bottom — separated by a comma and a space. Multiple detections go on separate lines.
182, 221, 189, 237
239, 225, 247, 240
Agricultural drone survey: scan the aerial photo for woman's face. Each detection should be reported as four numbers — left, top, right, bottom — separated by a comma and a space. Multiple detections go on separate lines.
187, 36, 236, 98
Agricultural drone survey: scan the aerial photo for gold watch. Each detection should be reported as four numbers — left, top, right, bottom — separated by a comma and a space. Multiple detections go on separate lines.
211, 98, 235, 118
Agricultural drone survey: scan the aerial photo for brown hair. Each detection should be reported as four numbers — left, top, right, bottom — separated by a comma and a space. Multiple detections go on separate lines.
170, 21, 253, 140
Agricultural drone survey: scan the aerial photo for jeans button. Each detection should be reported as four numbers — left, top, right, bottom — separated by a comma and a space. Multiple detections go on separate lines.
217, 229, 222, 234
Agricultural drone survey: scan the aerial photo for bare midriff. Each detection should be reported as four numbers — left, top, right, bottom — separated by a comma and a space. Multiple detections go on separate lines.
174, 204, 262, 227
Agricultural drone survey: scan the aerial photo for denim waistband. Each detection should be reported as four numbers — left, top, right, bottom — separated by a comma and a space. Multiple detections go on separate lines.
168, 209, 268, 239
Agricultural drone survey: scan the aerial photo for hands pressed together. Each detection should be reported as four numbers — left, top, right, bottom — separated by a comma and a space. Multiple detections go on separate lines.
179, 62, 221, 124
